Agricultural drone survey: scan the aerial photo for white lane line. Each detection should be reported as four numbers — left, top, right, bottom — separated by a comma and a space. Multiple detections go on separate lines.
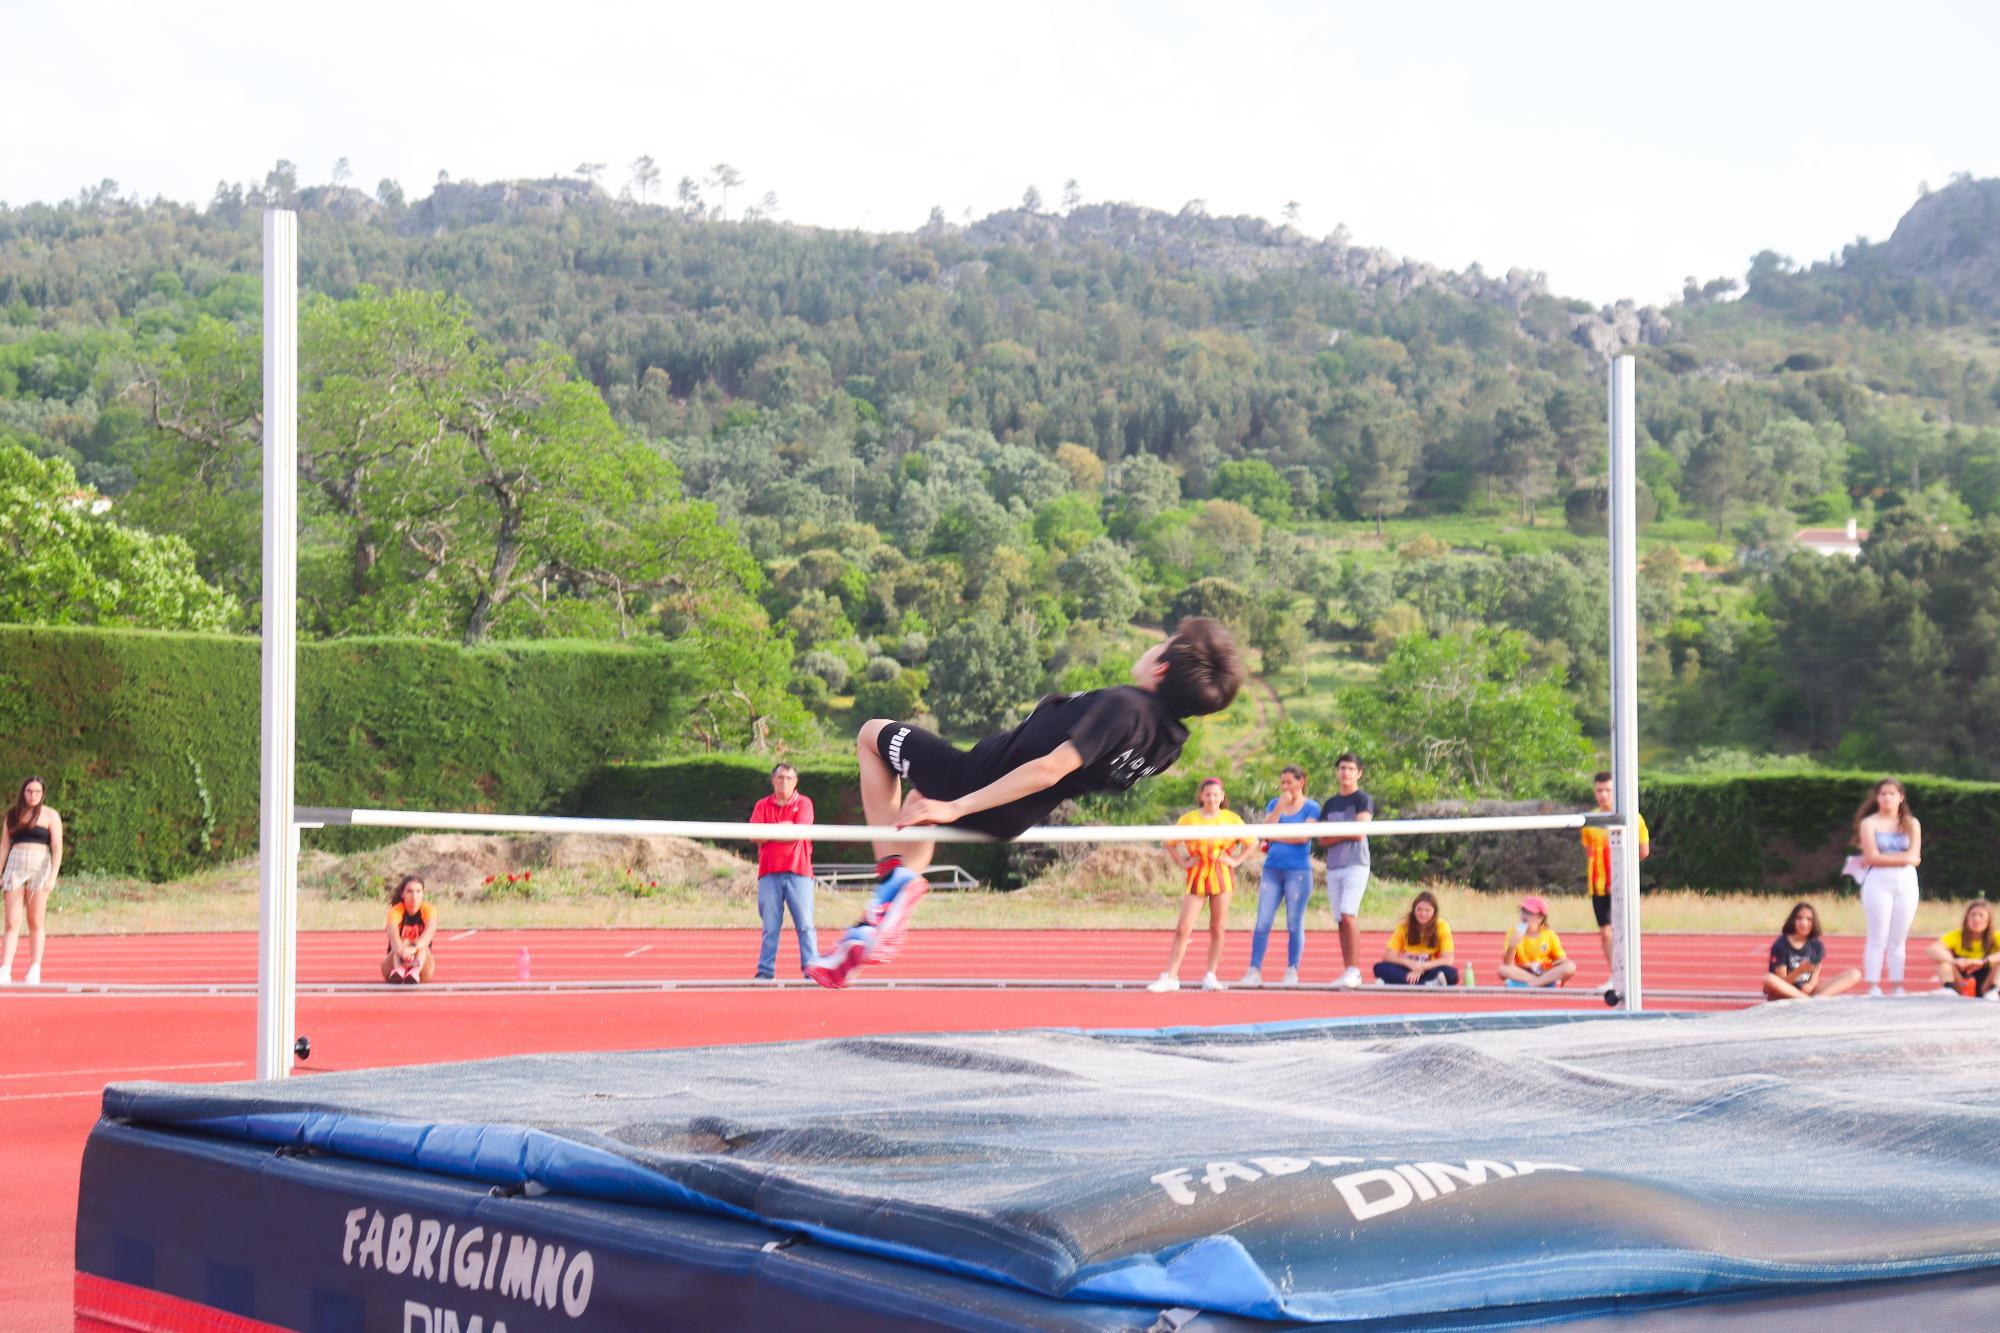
448, 930, 480, 942
0, 1060, 245, 1083
622, 945, 653, 959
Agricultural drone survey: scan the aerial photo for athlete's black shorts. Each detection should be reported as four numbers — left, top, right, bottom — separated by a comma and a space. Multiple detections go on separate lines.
1591, 893, 1613, 928
871, 720, 1059, 841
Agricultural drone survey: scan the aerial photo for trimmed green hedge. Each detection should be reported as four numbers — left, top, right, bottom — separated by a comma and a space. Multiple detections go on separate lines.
1641, 771, 2000, 898
1, 626, 687, 879
579, 756, 1013, 887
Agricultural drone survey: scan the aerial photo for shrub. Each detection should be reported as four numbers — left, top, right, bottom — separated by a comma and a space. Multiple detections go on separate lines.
0, 626, 687, 879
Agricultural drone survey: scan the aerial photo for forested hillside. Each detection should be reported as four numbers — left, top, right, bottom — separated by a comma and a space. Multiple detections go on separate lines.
6, 164, 2000, 784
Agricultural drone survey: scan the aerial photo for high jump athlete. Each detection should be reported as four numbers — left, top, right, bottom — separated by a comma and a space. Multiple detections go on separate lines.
807, 617, 1244, 988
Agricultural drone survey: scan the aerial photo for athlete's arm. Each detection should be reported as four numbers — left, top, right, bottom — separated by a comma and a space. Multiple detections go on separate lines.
896, 743, 1085, 827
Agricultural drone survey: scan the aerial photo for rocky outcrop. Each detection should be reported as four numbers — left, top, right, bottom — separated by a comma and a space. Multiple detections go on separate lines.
1876, 176, 2000, 316
399, 177, 611, 235
965, 202, 1668, 360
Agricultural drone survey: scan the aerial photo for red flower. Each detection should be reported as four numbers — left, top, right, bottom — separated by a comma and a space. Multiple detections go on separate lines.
483, 876, 494, 884
523, 872, 532, 882
507, 874, 517, 883
649, 881, 658, 888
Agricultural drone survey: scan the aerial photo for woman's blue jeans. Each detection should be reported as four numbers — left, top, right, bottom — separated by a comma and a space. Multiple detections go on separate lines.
1249, 867, 1313, 971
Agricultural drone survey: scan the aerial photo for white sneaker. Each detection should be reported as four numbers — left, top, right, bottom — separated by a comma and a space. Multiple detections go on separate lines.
1338, 967, 1362, 989
0, 974, 9, 987
1281, 967, 1299, 986
1238, 967, 1262, 988
1892, 986, 1908, 997
23, 965, 40, 986
1201, 973, 1225, 992
1146, 974, 1180, 993
1984, 989, 1997, 1002
1866, 984, 1883, 997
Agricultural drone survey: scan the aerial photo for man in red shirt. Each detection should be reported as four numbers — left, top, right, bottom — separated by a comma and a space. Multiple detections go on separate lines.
750, 763, 817, 979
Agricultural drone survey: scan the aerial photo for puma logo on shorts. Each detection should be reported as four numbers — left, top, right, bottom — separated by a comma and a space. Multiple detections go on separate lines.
886, 726, 912, 778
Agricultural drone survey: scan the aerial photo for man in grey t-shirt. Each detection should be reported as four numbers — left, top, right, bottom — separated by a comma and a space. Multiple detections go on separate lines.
1318, 753, 1374, 988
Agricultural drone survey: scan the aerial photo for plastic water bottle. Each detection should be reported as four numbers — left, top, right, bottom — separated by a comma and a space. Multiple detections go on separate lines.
516, 947, 531, 982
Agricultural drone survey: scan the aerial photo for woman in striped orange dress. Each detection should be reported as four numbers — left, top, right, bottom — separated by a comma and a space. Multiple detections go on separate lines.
1147, 777, 1254, 993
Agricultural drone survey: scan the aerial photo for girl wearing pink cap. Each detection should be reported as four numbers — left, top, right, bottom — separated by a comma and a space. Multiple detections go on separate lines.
1498, 895, 1575, 988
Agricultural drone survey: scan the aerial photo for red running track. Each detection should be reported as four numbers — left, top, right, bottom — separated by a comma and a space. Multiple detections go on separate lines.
2, 926, 1885, 1328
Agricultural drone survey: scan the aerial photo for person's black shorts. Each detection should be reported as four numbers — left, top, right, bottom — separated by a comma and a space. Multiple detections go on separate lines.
1591, 893, 1613, 928
872, 720, 1057, 841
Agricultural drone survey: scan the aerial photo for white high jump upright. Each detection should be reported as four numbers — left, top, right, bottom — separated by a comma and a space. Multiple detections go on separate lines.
257, 210, 300, 1080
1607, 355, 1643, 1012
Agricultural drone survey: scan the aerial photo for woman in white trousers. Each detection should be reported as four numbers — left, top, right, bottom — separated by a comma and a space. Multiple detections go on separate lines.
1854, 778, 1922, 996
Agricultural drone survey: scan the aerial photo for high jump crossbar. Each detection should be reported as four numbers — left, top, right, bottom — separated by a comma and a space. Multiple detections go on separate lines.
296, 807, 1601, 842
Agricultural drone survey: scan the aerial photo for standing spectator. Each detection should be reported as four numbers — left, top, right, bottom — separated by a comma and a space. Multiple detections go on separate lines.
1241, 764, 1320, 987
381, 875, 438, 984
0, 776, 62, 987
1373, 890, 1458, 986
1148, 778, 1254, 992
1498, 895, 1576, 988
750, 763, 817, 980
1762, 901, 1860, 1001
1317, 753, 1374, 988
1579, 770, 1649, 970
1854, 778, 1921, 996
1927, 899, 1996, 999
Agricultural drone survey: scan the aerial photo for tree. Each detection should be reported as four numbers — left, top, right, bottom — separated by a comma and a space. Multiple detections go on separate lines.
1211, 458, 1293, 522
630, 156, 662, 204
331, 157, 352, 187
1685, 435, 1751, 538
1062, 179, 1081, 211
708, 163, 744, 218
1282, 200, 1301, 225
674, 176, 702, 216
264, 160, 298, 204
1166, 577, 1253, 635
375, 178, 405, 208
0, 442, 235, 630
1021, 185, 1044, 213
1493, 403, 1557, 523
1058, 538, 1141, 625
1320, 389, 1418, 532
574, 162, 606, 187
928, 618, 1040, 733
1287, 629, 1590, 806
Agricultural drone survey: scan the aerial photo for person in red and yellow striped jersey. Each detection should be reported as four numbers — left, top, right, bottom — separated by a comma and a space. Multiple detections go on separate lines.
1147, 778, 1254, 993
1580, 771, 1649, 969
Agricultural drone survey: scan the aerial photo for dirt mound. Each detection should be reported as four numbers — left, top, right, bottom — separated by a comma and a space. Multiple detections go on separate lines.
1017, 844, 1182, 904
308, 832, 750, 899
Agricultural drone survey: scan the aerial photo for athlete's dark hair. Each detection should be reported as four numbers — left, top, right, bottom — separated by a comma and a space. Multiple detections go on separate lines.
1159, 617, 1244, 718
1782, 901, 1821, 942
1593, 771, 1613, 785
6, 776, 45, 837
1960, 899, 1996, 959
1279, 764, 1306, 782
1401, 889, 1443, 954
1336, 752, 1362, 770
770, 762, 798, 778
388, 874, 426, 905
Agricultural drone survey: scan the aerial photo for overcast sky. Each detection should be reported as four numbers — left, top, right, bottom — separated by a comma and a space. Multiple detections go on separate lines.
6, 0, 1994, 307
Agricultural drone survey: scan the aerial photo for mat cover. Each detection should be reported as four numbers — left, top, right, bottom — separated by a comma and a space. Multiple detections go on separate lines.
96, 1005, 2000, 1324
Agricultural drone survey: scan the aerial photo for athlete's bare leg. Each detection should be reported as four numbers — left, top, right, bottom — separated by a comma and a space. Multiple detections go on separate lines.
856, 720, 935, 874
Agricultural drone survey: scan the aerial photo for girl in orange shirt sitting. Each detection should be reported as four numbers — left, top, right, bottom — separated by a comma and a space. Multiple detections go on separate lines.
1498, 895, 1576, 988
381, 875, 438, 985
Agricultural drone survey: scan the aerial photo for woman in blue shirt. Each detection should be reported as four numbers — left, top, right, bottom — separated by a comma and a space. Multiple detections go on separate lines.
1241, 765, 1319, 986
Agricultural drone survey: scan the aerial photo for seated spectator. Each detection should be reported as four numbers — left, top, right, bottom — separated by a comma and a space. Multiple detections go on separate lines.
1497, 895, 1576, 989
381, 875, 437, 985
1764, 901, 1860, 1001
1927, 899, 1996, 999
1373, 890, 1458, 986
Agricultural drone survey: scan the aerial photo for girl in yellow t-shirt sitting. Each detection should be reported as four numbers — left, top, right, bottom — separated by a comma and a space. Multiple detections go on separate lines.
1498, 895, 1576, 989
1373, 890, 1459, 985
1147, 778, 1254, 993
1927, 899, 1996, 999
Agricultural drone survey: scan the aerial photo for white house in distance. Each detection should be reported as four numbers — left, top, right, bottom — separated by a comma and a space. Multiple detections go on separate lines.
1794, 517, 1867, 558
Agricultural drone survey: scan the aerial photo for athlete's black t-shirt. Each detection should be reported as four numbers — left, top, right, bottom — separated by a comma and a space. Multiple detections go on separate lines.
1768, 935, 1823, 978
965, 685, 1189, 804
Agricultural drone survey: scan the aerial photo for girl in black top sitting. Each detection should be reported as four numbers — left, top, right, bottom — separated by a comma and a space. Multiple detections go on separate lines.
1763, 901, 1860, 1001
